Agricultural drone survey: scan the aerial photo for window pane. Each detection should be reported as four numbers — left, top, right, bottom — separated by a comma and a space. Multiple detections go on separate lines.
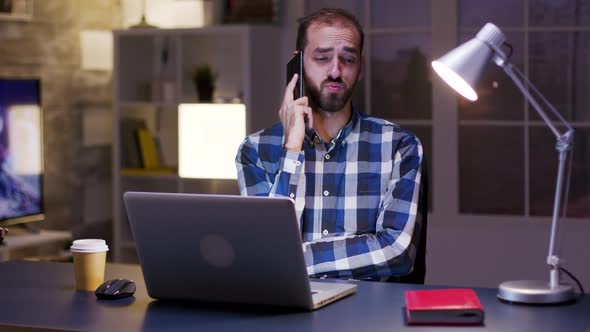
404, 125, 432, 212
352, 77, 365, 113
304, 0, 365, 25
529, 0, 590, 27
458, 32, 525, 121
529, 126, 590, 218
370, 34, 431, 120
529, 32, 590, 122
459, 126, 525, 215
459, 0, 524, 29
371, 0, 431, 28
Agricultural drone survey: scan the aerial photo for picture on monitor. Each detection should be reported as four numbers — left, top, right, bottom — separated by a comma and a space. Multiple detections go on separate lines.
0, 79, 44, 225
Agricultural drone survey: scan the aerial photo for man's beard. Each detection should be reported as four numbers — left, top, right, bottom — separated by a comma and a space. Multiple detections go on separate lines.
305, 77, 356, 113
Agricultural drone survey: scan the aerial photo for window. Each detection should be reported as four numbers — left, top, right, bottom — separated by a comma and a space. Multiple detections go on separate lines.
304, 1, 433, 212
304, 0, 590, 220
458, 0, 590, 218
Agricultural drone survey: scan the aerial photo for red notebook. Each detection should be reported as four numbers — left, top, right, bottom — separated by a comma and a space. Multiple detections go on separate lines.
405, 288, 484, 325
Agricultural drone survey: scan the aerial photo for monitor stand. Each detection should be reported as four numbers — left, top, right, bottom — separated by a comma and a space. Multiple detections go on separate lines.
15, 222, 41, 234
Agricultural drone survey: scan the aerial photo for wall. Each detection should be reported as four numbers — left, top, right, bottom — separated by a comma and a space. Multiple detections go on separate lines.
0, 1, 122, 241
426, 0, 590, 291
427, 217, 590, 290
3, 1, 586, 290
285, 1, 590, 291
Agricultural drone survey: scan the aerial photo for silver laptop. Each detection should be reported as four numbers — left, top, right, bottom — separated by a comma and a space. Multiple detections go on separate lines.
123, 191, 357, 310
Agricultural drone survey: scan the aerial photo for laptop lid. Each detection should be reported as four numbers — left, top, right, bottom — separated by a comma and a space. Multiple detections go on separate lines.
123, 192, 355, 310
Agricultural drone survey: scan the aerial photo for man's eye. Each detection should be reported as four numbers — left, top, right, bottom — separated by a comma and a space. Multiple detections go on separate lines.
315, 57, 328, 62
343, 57, 356, 64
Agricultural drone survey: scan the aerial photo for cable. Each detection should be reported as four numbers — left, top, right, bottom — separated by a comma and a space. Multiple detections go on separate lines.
559, 266, 585, 300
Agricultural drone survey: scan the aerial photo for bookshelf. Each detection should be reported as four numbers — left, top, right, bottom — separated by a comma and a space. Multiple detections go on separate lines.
112, 26, 282, 262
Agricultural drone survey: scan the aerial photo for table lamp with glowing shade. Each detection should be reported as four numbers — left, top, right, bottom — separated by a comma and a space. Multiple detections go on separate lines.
432, 23, 576, 304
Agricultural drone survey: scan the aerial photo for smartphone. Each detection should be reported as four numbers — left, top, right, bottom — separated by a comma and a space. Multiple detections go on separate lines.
286, 51, 304, 99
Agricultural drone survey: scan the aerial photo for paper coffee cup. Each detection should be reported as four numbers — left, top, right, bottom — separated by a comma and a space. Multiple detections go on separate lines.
70, 239, 109, 291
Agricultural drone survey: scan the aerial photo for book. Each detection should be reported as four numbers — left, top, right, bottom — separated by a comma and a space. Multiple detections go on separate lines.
120, 118, 147, 168
405, 288, 484, 325
136, 127, 160, 169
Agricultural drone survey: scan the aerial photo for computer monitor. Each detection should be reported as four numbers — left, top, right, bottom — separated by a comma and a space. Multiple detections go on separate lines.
0, 78, 44, 226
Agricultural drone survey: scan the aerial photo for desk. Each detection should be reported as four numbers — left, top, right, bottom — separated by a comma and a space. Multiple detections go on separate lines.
0, 261, 588, 331
0, 230, 71, 262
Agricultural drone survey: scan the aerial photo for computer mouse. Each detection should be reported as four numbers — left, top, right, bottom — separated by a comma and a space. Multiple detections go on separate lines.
95, 279, 136, 300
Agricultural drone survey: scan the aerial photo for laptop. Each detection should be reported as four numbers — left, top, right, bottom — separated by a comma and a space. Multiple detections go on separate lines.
123, 191, 357, 310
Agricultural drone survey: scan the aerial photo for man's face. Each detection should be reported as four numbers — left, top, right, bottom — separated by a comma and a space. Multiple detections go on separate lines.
303, 22, 363, 113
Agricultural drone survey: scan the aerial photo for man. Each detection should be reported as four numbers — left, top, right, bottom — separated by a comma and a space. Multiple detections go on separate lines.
236, 8, 424, 281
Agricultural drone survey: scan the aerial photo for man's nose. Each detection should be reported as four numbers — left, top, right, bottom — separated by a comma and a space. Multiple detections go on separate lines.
328, 58, 342, 79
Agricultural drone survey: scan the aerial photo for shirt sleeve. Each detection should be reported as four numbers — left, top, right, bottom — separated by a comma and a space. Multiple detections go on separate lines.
302, 134, 423, 280
235, 136, 305, 198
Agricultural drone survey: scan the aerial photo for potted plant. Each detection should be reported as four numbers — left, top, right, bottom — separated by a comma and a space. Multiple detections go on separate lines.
192, 64, 217, 102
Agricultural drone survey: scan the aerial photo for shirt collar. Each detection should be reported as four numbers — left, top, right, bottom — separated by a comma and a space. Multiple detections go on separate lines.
305, 107, 360, 145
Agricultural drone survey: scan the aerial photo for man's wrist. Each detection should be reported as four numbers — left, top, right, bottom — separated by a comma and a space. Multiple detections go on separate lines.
284, 145, 302, 152
281, 149, 304, 174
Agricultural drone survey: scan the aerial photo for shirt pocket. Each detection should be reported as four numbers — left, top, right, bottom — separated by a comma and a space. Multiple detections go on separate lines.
356, 172, 384, 196
342, 173, 383, 233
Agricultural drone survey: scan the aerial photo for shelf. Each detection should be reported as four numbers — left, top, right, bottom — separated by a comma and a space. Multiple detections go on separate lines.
121, 168, 178, 178
119, 101, 178, 109
0, 230, 72, 262
112, 25, 281, 262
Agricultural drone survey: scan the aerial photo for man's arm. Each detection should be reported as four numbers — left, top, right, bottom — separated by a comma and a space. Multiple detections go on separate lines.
303, 134, 423, 279
235, 135, 305, 198
236, 73, 311, 197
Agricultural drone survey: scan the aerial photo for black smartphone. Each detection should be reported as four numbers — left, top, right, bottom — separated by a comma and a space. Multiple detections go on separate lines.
286, 51, 304, 99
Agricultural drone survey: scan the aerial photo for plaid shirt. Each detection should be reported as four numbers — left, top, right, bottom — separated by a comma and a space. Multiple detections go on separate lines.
235, 110, 423, 280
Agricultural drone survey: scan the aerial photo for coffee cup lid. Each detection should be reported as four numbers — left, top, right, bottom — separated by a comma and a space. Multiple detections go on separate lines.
70, 239, 109, 253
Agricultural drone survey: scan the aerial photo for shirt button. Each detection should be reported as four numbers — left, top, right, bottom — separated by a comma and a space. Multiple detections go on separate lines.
295, 160, 301, 166
322, 229, 328, 236
341, 140, 346, 146
323, 190, 329, 196
325, 154, 330, 160
289, 193, 295, 198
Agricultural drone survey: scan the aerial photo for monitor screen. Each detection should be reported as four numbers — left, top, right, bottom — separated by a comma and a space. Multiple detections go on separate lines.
0, 79, 44, 226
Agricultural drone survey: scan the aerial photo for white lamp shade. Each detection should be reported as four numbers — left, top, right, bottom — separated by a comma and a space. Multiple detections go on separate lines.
178, 103, 246, 179
431, 38, 492, 101
122, 0, 208, 28
431, 23, 507, 102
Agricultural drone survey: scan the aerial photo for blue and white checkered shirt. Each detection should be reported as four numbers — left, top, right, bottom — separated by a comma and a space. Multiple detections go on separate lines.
236, 110, 423, 280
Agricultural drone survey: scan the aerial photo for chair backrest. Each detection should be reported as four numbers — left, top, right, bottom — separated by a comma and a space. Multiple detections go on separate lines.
386, 158, 428, 284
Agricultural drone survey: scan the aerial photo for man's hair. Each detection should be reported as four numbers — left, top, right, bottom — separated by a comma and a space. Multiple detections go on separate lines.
296, 8, 364, 54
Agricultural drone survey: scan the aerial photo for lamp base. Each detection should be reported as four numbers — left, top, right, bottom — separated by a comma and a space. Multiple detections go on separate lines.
497, 280, 576, 304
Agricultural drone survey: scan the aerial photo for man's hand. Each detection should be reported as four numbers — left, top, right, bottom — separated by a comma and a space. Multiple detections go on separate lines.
280, 74, 312, 152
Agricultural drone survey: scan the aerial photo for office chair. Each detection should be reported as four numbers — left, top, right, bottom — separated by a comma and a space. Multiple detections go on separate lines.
386, 158, 429, 284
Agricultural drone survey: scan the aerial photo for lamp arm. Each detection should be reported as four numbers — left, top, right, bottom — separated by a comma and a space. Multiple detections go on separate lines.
501, 64, 571, 138
508, 63, 574, 133
498, 62, 575, 289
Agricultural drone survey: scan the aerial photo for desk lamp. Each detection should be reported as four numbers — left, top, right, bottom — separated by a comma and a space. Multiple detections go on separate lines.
431, 23, 576, 304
